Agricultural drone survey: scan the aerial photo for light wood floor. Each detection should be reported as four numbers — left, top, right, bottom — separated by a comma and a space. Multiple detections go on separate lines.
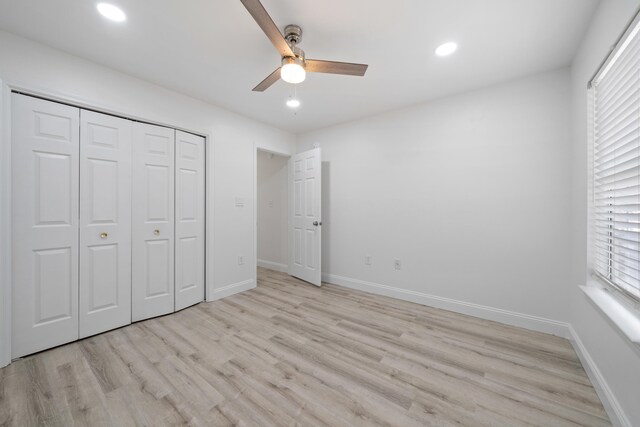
0, 268, 609, 426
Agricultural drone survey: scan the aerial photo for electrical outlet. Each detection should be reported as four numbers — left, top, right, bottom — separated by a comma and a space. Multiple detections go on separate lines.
365, 255, 372, 266
394, 259, 401, 270
238, 255, 244, 265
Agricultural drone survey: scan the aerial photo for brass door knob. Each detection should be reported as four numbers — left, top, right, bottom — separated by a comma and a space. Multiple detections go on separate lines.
153, 229, 160, 236
100, 232, 108, 239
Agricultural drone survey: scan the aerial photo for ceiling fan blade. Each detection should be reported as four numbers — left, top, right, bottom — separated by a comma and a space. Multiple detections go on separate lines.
253, 67, 281, 91
240, 0, 294, 58
305, 60, 368, 76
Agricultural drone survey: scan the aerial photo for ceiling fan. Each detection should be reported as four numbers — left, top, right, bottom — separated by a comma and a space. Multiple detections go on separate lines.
239, 0, 369, 92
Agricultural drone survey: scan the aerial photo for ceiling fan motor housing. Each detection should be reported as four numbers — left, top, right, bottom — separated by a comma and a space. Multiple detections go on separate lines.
284, 24, 302, 46
282, 55, 305, 69
284, 25, 305, 62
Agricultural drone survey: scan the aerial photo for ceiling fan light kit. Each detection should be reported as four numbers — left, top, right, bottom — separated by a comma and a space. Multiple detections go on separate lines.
239, 0, 368, 92
281, 56, 306, 84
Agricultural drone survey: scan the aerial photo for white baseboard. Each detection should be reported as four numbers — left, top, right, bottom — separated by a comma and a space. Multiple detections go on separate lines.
322, 273, 571, 338
568, 325, 630, 427
257, 259, 288, 273
208, 279, 256, 301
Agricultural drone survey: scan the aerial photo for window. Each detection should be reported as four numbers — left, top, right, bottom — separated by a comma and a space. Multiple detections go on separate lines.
590, 13, 640, 303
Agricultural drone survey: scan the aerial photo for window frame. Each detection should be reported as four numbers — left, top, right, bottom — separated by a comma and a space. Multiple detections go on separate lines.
588, 8, 640, 306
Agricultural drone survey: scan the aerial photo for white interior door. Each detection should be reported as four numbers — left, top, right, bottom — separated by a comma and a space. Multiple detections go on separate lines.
174, 131, 205, 311
288, 148, 322, 286
79, 110, 132, 338
132, 123, 175, 321
11, 94, 80, 358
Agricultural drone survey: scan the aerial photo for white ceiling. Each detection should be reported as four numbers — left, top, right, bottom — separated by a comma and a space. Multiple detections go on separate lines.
0, 0, 598, 133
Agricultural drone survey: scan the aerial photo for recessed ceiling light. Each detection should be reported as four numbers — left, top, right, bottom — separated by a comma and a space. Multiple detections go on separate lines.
286, 98, 301, 108
435, 42, 457, 57
97, 3, 126, 22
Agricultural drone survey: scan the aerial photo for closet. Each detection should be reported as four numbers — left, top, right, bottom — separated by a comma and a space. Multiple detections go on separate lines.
11, 93, 206, 358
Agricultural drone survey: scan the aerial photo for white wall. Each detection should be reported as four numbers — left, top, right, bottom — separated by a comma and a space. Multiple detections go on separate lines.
0, 30, 295, 363
297, 68, 573, 330
570, 0, 640, 425
257, 150, 288, 270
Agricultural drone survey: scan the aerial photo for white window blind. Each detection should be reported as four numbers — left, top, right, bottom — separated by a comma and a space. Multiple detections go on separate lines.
591, 15, 640, 302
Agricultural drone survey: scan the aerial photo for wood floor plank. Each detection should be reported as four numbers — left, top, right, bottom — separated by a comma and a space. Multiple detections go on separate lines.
57, 360, 114, 427
0, 267, 610, 426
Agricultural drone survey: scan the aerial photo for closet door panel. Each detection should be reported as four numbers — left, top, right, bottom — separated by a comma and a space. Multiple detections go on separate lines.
175, 131, 205, 311
132, 123, 175, 321
79, 110, 132, 338
11, 94, 80, 358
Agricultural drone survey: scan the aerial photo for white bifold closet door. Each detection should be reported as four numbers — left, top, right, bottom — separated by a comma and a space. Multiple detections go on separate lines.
132, 123, 176, 321
11, 94, 80, 358
11, 95, 206, 356
79, 110, 132, 338
174, 131, 205, 311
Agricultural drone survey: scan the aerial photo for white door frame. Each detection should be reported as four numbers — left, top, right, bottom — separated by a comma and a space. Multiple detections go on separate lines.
253, 144, 291, 284
0, 82, 213, 367
0, 80, 11, 367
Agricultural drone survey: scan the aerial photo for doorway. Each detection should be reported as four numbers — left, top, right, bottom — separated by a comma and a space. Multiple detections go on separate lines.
255, 147, 323, 286
257, 150, 289, 273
